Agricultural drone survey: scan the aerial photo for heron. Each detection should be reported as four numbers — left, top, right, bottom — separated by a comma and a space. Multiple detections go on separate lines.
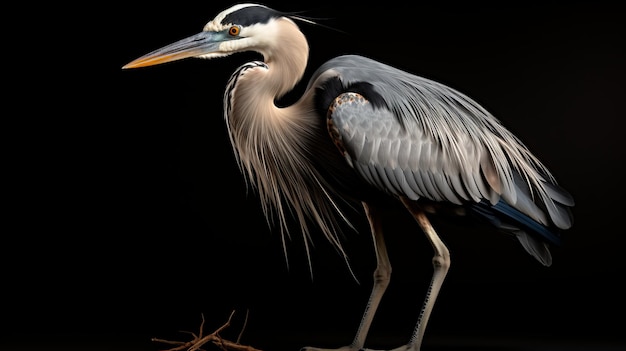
123, 3, 574, 351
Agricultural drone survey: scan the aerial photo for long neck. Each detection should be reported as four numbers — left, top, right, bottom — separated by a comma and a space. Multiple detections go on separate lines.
261, 18, 310, 100
223, 19, 353, 272
226, 18, 310, 127
224, 16, 314, 199
225, 17, 312, 165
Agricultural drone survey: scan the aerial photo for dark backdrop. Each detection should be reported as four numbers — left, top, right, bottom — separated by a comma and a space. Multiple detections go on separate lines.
4, 1, 624, 350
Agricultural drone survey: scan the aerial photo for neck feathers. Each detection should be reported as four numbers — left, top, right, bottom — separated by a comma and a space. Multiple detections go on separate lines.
223, 20, 352, 273
259, 18, 309, 98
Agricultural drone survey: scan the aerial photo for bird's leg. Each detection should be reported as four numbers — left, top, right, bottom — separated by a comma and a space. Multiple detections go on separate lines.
350, 202, 392, 349
396, 197, 451, 351
303, 200, 449, 351
302, 202, 391, 351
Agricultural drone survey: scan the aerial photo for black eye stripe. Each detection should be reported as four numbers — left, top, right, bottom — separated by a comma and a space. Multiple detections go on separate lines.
221, 5, 283, 26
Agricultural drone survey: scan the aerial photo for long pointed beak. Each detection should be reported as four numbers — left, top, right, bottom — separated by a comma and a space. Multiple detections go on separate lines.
123, 31, 222, 69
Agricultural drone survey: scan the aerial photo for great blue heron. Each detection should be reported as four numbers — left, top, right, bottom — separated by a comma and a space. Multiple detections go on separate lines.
123, 3, 574, 351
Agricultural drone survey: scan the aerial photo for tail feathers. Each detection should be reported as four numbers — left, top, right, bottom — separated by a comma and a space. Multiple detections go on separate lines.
543, 181, 575, 207
507, 172, 574, 230
542, 181, 575, 230
470, 199, 558, 266
488, 199, 561, 246
501, 222, 552, 266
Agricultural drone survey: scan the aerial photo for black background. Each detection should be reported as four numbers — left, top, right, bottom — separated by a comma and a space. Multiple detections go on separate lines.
4, 1, 625, 350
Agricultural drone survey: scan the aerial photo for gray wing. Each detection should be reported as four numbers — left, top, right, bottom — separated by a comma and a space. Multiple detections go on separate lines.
313, 54, 573, 231
327, 91, 487, 206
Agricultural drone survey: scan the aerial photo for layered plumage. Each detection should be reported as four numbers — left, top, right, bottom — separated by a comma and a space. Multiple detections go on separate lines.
123, 3, 574, 351
311, 55, 573, 265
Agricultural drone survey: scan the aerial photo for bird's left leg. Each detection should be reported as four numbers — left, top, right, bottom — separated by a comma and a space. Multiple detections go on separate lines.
336, 200, 450, 351
350, 201, 392, 349
302, 201, 391, 351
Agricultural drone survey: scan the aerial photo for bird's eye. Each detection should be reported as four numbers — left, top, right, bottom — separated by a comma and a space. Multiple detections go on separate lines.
228, 26, 241, 36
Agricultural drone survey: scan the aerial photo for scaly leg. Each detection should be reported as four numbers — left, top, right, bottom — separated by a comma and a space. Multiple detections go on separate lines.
303, 199, 450, 351
351, 202, 392, 349
303, 201, 391, 351
396, 197, 451, 351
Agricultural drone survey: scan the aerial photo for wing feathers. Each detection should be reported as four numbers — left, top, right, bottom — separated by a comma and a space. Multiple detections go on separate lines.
448, 172, 471, 202
404, 169, 423, 200
329, 92, 492, 205
322, 57, 574, 246
435, 172, 463, 205
480, 154, 502, 200
384, 166, 404, 195
544, 181, 575, 206
395, 168, 420, 200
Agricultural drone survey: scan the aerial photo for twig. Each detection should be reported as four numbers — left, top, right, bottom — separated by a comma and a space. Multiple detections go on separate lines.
236, 309, 249, 344
152, 310, 263, 351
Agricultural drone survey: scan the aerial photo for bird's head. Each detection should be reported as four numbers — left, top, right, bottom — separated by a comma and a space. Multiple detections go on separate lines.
123, 3, 310, 69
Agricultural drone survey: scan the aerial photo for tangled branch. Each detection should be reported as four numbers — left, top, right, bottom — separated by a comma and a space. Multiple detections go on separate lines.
152, 310, 262, 351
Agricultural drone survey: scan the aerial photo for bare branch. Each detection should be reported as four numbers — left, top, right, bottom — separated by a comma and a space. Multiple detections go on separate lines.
152, 311, 263, 351
236, 309, 250, 344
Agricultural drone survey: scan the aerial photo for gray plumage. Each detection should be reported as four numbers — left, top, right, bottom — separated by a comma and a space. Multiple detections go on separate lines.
316, 55, 573, 265
123, 3, 574, 351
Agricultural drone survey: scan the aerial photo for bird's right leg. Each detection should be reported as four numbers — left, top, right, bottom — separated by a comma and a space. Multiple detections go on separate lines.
302, 201, 391, 351
395, 198, 451, 351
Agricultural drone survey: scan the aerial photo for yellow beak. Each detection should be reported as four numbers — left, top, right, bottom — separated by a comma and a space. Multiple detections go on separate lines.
123, 31, 222, 69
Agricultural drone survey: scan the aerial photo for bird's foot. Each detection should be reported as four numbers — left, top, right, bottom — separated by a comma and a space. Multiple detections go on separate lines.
301, 346, 361, 351
302, 344, 420, 351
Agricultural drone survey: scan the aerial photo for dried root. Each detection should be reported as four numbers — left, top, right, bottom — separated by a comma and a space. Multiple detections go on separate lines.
152, 310, 262, 351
